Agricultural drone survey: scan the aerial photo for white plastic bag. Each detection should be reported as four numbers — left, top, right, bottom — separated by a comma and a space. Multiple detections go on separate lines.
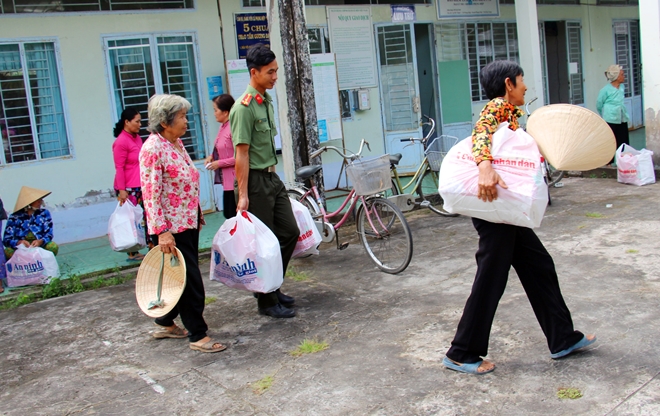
6, 246, 60, 287
616, 144, 656, 186
108, 201, 146, 252
439, 123, 548, 228
289, 198, 322, 258
210, 211, 283, 293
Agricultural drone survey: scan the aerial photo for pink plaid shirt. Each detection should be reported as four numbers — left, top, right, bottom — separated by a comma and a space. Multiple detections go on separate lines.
139, 133, 204, 235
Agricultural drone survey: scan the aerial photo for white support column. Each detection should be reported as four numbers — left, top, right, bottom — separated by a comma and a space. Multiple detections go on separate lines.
266, 0, 296, 183
514, 0, 544, 111
639, 0, 660, 164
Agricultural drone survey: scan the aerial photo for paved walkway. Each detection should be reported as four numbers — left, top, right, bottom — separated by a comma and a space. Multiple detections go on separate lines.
1, 177, 659, 415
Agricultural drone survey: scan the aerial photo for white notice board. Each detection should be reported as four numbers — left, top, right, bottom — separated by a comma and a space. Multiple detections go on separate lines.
311, 53, 342, 142
226, 59, 282, 150
327, 7, 378, 89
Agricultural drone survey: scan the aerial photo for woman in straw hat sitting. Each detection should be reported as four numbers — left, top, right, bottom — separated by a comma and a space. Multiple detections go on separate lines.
597, 64, 629, 166
139, 94, 226, 353
3, 186, 58, 261
441, 60, 596, 375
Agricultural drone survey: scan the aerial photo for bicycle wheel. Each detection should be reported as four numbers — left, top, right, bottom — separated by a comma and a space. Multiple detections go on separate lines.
546, 163, 565, 187
287, 188, 321, 219
356, 197, 413, 274
418, 170, 458, 217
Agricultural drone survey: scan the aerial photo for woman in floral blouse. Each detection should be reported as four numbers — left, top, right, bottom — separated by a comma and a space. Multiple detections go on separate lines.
140, 94, 226, 353
442, 61, 595, 375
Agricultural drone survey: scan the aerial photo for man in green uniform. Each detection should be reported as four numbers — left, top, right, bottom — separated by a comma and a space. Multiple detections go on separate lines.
230, 44, 299, 319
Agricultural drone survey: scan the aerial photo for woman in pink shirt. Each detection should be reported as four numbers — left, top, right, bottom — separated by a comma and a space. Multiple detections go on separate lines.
112, 108, 154, 261
204, 94, 236, 219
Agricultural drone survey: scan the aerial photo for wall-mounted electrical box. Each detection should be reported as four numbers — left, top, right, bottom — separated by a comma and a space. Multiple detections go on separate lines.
357, 89, 370, 110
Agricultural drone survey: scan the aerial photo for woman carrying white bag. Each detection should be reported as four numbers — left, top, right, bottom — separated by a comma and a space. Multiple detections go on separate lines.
441, 61, 596, 376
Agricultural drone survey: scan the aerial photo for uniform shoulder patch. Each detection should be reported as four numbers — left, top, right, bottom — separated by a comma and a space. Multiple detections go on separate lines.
255, 94, 263, 105
241, 94, 253, 106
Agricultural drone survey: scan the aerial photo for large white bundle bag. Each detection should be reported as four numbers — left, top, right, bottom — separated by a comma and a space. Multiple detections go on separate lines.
210, 211, 283, 293
616, 144, 656, 186
439, 123, 548, 228
290, 198, 322, 258
6, 246, 60, 287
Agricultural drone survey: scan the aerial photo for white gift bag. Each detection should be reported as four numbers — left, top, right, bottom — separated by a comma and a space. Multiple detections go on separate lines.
108, 201, 146, 252
6, 246, 60, 287
210, 211, 283, 293
290, 198, 322, 258
439, 123, 548, 228
616, 144, 656, 186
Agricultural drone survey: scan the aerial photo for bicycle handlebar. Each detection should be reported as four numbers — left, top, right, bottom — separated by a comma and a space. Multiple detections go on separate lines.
524, 97, 538, 117
401, 115, 437, 145
309, 138, 371, 161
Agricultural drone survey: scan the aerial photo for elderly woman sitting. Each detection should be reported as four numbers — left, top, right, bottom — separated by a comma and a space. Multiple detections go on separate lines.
3, 186, 58, 260
139, 94, 226, 353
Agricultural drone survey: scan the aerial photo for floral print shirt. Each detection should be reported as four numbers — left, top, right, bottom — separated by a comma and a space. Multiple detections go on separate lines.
472, 97, 524, 165
3, 208, 54, 249
139, 133, 204, 235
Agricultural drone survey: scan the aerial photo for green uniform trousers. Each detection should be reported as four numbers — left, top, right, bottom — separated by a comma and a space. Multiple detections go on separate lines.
236, 169, 299, 308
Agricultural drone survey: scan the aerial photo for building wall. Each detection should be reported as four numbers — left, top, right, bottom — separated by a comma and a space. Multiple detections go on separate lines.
0, 2, 225, 243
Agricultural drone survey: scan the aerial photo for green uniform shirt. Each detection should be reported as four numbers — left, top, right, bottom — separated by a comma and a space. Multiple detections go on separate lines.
230, 85, 278, 170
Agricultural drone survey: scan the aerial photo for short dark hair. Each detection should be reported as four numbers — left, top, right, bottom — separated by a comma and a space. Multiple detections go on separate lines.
113, 107, 140, 138
212, 94, 235, 112
479, 60, 524, 100
246, 43, 276, 73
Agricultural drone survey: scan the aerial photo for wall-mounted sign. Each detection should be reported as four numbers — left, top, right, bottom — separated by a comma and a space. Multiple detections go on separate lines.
206, 76, 223, 101
391, 5, 416, 22
235, 13, 270, 59
327, 6, 378, 89
437, 0, 499, 19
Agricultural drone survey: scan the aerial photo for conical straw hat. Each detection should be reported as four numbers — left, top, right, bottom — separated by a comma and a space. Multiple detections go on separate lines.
13, 186, 51, 213
135, 246, 187, 318
526, 104, 616, 171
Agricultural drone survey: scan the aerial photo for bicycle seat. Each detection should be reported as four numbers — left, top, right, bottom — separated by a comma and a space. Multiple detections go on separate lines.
389, 153, 402, 165
295, 165, 322, 180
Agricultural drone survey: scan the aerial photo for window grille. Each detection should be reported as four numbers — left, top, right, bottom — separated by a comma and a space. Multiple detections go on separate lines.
437, 22, 519, 102
614, 20, 641, 98
0, 0, 193, 14
106, 34, 205, 160
242, 0, 430, 6
0, 41, 69, 165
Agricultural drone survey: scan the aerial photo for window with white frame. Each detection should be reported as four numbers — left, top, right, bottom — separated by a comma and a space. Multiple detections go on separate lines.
0, 0, 193, 14
437, 22, 519, 102
308, 27, 331, 54
105, 34, 205, 160
614, 20, 641, 98
0, 41, 69, 165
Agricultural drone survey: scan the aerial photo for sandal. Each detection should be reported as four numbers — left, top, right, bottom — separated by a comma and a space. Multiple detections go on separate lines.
127, 253, 145, 262
189, 339, 227, 353
442, 357, 495, 375
550, 335, 597, 359
152, 324, 189, 339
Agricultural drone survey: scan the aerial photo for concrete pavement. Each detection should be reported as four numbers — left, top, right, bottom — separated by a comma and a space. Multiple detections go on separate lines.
1, 177, 659, 415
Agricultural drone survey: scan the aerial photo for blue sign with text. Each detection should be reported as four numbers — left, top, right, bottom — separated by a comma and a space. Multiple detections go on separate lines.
236, 13, 270, 59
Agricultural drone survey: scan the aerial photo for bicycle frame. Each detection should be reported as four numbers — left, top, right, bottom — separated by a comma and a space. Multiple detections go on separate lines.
391, 157, 431, 196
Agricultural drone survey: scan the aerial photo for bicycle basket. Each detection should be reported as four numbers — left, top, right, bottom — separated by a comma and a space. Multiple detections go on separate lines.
425, 135, 459, 171
346, 154, 392, 196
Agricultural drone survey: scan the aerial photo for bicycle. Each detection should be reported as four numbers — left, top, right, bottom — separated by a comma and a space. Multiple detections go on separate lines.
287, 139, 414, 274
385, 115, 459, 217
524, 98, 565, 196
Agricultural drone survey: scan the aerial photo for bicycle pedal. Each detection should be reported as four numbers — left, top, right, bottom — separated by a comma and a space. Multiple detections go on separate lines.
338, 242, 349, 250
420, 200, 431, 208
553, 182, 564, 188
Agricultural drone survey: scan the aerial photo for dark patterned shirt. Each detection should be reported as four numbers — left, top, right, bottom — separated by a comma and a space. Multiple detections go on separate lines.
472, 97, 524, 165
2, 208, 54, 249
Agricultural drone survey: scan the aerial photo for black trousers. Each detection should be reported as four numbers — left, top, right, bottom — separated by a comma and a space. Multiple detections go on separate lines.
609, 122, 630, 164
223, 190, 237, 220
446, 218, 584, 363
236, 170, 299, 308
154, 228, 208, 343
